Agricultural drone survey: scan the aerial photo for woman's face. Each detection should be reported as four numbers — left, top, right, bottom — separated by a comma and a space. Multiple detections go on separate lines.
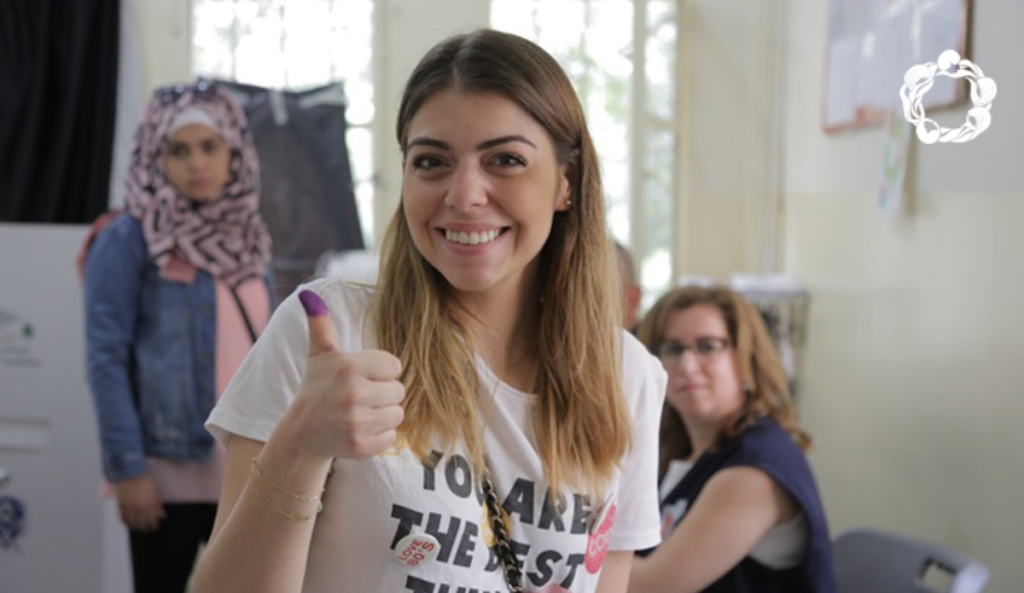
658, 304, 745, 429
401, 89, 571, 301
163, 124, 231, 202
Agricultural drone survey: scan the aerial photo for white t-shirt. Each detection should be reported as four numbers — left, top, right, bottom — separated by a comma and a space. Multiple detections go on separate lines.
207, 278, 667, 593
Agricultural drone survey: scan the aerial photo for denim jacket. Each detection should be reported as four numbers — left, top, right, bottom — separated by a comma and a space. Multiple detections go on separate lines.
83, 213, 274, 482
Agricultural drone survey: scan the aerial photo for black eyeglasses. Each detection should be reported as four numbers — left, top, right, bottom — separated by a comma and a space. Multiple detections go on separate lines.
155, 79, 217, 104
655, 337, 731, 364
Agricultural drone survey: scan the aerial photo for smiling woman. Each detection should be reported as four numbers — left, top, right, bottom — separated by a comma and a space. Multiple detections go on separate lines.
192, 29, 668, 593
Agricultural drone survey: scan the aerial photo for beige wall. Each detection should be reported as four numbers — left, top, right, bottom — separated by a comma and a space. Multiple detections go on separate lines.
371, 0, 489, 242
133, 0, 193, 98
782, 1, 1024, 591
675, 0, 783, 279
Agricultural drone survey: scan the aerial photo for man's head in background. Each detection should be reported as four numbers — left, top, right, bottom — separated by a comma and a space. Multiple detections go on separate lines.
615, 241, 642, 330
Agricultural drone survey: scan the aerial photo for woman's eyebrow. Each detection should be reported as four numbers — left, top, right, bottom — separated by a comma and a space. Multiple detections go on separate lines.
406, 137, 449, 150
406, 134, 537, 151
475, 135, 536, 150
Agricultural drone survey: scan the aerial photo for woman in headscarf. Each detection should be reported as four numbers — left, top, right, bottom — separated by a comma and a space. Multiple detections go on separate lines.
83, 82, 274, 593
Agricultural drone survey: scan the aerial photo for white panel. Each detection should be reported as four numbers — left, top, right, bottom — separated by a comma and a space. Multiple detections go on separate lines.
0, 224, 130, 593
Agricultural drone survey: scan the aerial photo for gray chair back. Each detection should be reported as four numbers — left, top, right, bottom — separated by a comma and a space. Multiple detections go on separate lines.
833, 528, 990, 593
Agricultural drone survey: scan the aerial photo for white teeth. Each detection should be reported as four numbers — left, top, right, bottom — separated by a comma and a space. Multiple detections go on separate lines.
445, 229, 501, 245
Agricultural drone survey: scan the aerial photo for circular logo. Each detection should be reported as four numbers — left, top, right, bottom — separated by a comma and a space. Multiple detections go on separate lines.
393, 533, 441, 567
584, 503, 616, 574
899, 49, 997, 144
0, 496, 26, 550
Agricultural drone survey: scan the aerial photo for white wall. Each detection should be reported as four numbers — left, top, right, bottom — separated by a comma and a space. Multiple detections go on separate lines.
782, 1, 1024, 591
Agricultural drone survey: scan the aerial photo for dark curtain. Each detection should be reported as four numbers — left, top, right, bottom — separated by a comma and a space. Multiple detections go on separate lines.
0, 0, 120, 223
216, 80, 365, 302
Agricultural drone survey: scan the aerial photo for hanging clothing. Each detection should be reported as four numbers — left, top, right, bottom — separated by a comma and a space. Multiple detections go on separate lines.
216, 80, 364, 301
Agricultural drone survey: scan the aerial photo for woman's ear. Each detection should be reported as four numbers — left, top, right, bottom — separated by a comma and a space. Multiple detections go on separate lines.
556, 172, 572, 211
555, 151, 578, 211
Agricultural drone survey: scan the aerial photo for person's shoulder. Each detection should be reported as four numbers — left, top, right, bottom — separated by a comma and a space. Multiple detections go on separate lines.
744, 417, 794, 443
95, 211, 141, 244
619, 328, 667, 414
734, 418, 808, 467
728, 418, 825, 514
83, 211, 145, 273
620, 328, 655, 367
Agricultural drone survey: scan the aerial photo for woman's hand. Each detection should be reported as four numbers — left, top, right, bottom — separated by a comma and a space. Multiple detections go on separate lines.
112, 474, 165, 532
283, 290, 406, 460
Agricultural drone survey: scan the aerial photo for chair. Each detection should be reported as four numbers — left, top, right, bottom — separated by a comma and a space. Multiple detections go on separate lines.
832, 528, 990, 593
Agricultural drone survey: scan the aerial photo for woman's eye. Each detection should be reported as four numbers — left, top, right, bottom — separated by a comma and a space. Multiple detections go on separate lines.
411, 155, 445, 170
493, 153, 526, 168
202, 140, 222, 154
168, 145, 188, 159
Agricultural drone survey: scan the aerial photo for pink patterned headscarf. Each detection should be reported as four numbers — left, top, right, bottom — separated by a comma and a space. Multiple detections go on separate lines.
124, 83, 271, 288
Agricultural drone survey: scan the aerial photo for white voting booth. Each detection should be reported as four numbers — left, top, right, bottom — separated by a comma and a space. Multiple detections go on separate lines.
0, 224, 130, 593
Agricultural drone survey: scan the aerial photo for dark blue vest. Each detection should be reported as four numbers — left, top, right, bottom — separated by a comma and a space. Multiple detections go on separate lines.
639, 418, 837, 593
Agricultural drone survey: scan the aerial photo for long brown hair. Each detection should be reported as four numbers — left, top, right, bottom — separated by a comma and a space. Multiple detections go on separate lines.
372, 30, 630, 495
637, 286, 811, 475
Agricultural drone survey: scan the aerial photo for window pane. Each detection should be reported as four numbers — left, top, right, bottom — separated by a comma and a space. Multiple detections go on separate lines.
646, 0, 677, 124
234, 1, 287, 88
643, 0, 678, 304
193, 0, 237, 78
642, 127, 675, 306
282, 1, 333, 89
491, 0, 633, 243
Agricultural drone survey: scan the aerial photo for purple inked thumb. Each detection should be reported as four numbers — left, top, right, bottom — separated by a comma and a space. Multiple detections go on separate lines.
299, 290, 338, 356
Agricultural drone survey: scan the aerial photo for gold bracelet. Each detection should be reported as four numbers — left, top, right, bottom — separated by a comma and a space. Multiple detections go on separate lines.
249, 475, 323, 522
250, 457, 325, 503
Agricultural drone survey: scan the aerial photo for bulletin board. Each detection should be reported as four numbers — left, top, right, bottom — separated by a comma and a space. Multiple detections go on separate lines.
822, 0, 972, 134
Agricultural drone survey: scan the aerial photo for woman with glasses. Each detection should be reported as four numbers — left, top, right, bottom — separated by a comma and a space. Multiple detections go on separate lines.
82, 83, 274, 593
628, 286, 836, 593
